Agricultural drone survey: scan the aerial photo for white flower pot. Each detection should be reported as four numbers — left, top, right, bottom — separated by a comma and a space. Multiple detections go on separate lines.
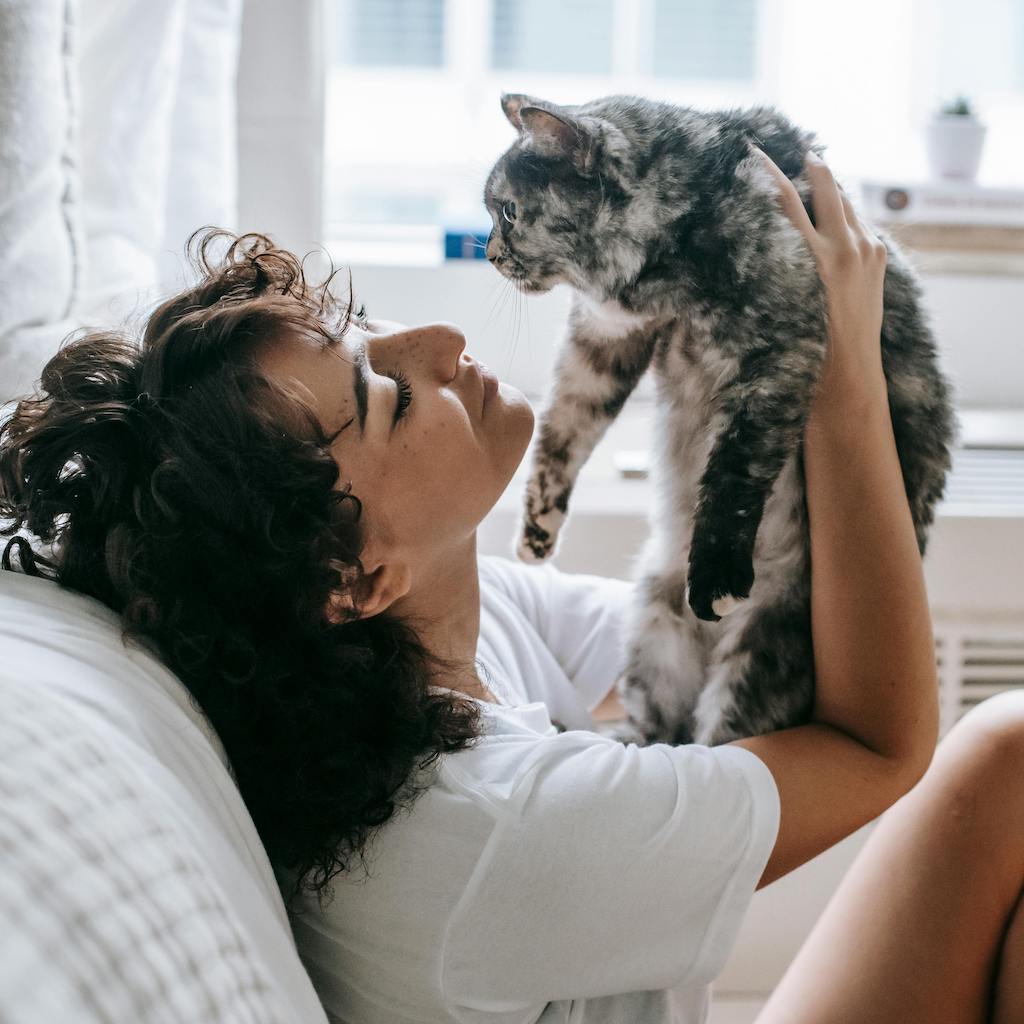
925, 115, 987, 181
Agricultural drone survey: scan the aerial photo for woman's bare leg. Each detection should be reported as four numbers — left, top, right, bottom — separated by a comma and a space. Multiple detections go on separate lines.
992, 880, 1024, 1023
755, 689, 1024, 1024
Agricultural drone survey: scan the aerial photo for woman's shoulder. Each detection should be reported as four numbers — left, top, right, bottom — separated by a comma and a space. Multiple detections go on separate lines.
476, 553, 553, 637
478, 552, 633, 613
477, 552, 538, 593
432, 713, 608, 809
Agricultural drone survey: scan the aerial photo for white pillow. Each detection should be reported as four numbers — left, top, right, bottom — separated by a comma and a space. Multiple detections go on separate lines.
0, 566, 329, 1023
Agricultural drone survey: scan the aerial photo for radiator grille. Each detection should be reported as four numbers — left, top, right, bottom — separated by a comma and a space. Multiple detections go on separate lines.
612, 446, 1024, 512
935, 624, 1024, 734
941, 448, 1024, 512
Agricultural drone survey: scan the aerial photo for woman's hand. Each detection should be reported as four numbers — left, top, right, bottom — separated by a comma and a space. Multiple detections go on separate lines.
750, 145, 888, 420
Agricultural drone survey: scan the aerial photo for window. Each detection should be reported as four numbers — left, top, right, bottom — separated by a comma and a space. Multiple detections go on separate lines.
323, 0, 1024, 266
324, 0, 768, 261
934, 0, 1022, 98
651, 0, 758, 81
492, 0, 615, 74
339, 0, 446, 67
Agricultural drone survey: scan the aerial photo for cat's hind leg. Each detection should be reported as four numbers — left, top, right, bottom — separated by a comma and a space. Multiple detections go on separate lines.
618, 568, 709, 745
684, 318, 828, 623
693, 595, 815, 746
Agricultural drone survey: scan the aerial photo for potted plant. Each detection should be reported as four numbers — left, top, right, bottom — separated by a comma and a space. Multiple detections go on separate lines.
925, 95, 987, 182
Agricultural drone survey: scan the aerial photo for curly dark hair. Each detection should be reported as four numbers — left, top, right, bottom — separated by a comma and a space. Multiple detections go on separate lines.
0, 228, 483, 905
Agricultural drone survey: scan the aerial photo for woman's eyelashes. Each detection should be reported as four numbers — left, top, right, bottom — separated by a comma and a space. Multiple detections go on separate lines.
385, 369, 413, 425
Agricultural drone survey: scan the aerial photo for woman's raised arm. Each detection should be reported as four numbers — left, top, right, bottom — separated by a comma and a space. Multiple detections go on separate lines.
730, 148, 939, 888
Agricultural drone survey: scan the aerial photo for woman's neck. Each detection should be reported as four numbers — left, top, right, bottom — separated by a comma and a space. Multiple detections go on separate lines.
389, 537, 500, 703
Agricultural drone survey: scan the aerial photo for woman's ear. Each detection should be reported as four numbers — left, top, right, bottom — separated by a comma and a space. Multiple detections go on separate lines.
325, 560, 412, 623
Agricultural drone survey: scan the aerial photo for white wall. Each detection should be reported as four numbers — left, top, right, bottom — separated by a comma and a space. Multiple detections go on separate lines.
923, 272, 1024, 409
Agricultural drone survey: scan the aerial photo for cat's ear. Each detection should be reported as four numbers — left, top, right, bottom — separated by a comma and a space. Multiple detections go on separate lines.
501, 92, 537, 131
519, 106, 596, 174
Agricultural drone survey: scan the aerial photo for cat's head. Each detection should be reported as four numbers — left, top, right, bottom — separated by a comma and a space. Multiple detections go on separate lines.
484, 94, 651, 297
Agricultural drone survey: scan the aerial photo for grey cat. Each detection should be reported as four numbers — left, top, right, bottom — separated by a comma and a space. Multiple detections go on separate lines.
484, 93, 956, 746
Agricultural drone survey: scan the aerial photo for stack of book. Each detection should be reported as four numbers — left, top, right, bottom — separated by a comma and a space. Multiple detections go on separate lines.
857, 179, 1024, 275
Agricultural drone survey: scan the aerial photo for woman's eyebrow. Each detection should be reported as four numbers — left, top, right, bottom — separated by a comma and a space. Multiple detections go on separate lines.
351, 340, 369, 435
325, 337, 368, 441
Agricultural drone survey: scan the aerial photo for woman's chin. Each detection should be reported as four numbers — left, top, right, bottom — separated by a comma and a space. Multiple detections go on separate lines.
500, 381, 535, 430
489, 382, 535, 467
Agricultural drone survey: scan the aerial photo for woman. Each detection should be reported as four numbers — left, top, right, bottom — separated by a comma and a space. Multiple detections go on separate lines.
1, 153, 1021, 1024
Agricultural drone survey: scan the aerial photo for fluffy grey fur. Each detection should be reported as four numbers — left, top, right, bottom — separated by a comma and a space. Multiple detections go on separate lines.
483, 93, 956, 746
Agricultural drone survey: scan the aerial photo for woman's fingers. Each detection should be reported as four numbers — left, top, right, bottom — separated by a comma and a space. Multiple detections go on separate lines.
837, 184, 874, 239
839, 187, 885, 254
803, 150, 851, 240
753, 144, 881, 255
837, 185, 857, 227
749, 144, 815, 242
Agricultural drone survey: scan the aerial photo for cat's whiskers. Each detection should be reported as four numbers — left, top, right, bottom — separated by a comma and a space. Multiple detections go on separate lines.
521, 281, 533, 375
480, 276, 515, 338
517, 283, 525, 349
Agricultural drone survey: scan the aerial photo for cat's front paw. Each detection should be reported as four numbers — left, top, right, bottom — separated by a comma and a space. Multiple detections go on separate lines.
685, 545, 754, 623
515, 474, 569, 562
516, 514, 559, 562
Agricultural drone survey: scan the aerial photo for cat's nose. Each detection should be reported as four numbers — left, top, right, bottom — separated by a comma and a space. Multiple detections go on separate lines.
486, 233, 502, 263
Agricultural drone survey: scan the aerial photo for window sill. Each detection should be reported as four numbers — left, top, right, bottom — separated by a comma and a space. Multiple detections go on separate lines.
325, 227, 447, 267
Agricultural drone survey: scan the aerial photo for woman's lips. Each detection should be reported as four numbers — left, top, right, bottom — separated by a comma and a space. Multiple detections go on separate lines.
479, 362, 499, 412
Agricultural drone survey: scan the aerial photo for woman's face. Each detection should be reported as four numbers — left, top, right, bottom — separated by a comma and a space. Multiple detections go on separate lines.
258, 315, 535, 611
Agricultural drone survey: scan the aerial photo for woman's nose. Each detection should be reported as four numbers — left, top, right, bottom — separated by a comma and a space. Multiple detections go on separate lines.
370, 321, 467, 380
412, 322, 466, 381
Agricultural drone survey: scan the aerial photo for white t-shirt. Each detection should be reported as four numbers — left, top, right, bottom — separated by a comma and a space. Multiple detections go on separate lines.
284, 556, 781, 1024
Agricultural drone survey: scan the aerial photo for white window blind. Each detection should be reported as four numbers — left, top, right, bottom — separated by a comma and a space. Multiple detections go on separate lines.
652, 0, 758, 81
338, 0, 445, 67
492, 0, 615, 74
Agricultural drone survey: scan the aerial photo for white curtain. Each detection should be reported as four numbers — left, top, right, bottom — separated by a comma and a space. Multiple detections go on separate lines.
0, 0, 82, 405
0, 0, 243, 406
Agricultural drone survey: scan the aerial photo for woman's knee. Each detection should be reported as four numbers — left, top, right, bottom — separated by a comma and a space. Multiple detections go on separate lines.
926, 690, 1024, 835
951, 689, 1024, 769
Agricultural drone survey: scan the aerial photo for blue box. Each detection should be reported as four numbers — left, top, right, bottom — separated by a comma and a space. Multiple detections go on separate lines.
444, 229, 491, 260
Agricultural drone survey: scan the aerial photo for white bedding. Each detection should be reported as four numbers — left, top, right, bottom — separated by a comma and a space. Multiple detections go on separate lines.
0, 565, 328, 1023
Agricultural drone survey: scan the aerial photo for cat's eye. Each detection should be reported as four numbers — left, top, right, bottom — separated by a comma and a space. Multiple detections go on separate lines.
501, 201, 517, 225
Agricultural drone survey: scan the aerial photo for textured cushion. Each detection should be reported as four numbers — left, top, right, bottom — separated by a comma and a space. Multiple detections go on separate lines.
0, 567, 328, 1023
